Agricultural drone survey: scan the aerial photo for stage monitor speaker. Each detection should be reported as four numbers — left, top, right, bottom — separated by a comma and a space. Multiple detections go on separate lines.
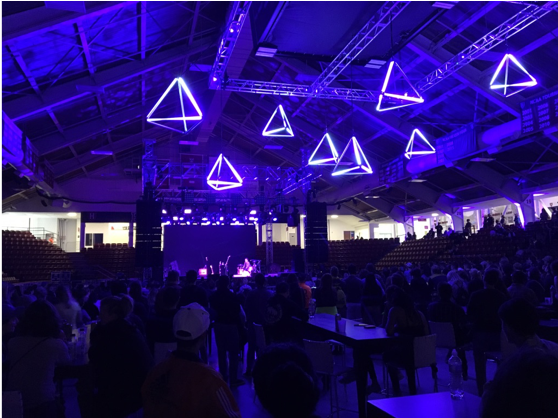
305, 202, 328, 263
135, 199, 162, 268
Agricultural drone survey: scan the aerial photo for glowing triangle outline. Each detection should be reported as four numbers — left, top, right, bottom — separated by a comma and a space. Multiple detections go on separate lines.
207, 154, 243, 191
308, 133, 339, 166
376, 61, 424, 112
332, 136, 373, 176
489, 54, 537, 98
146, 77, 203, 133
262, 104, 294, 137
404, 129, 436, 160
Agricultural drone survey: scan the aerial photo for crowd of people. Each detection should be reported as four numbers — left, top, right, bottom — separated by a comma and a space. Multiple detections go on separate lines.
3, 246, 558, 417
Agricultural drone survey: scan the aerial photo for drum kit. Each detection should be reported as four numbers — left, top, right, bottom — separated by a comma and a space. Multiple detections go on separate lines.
237, 259, 261, 276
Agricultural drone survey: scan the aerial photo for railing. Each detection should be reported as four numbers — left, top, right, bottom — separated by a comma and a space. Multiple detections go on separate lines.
2, 226, 58, 242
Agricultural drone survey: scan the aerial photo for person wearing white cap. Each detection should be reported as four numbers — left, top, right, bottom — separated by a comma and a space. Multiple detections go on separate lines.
142, 303, 241, 418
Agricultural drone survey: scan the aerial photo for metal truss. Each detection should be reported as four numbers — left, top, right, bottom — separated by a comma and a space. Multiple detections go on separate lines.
312, 1, 410, 93
416, 2, 558, 92
208, 1, 252, 88
223, 78, 378, 102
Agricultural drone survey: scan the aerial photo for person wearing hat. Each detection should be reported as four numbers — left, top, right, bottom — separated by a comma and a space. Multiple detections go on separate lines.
142, 303, 241, 418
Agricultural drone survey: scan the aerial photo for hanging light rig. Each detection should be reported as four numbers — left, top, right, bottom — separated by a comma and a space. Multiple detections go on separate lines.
146, 77, 203, 133
262, 104, 294, 137
404, 129, 436, 159
332, 136, 373, 176
376, 61, 424, 112
207, 154, 243, 191
490, 54, 537, 98
308, 133, 340, 166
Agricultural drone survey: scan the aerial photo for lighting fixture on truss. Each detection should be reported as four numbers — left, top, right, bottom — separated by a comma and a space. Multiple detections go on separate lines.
308, 133, 339, 166
147, 77, 203, 133
489, 53, 537, 97
206, 154, 243, 191
376, 61, 424, 112
404, 129, 436, 159
332, 137, 373, 176
262, 104, 294, 137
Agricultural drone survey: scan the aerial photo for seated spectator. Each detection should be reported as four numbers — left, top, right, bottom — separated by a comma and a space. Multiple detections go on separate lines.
85, 295, 153, 418
265, 282, 308, 344
468, 269, 509, 396
508, 270, 539, 306
499, 298, 558, 358
142, 303, 241, 418
6, 301, 70, 418
54, 285, 82, 328
298, 274, 312, 310
480, 350, 558, 418
343, 266, 364, 319
330, 266, 346, 316
72, 285, 92, 324
383, 286, 429, 396
180, 270, 208, 308
409, 268, 430, 312
287, 273, 305, 310
526, 268, 546, 303
253, 344, 320, 418
427, 283, 468, 379
362, 274, 384, 326
315, 274, 340, 315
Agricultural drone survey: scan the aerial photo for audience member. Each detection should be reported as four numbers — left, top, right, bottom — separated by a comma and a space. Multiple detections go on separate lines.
286, 273, 305, 310
85, 295, 153, 418
468, 269, 509, 396
129, 280, 148, 320
499, 298, 558, 357
361, 274, 384, 326
244, 273, 272, 376
209, 276, 245, 387
409, 268, 430, 312
526, 268, 546, 303
314, 274, 340, 315
298, 274, 312, 310
142, 303, 241, 418
480, 350, 558, 418
330, 266, 347, 317
383, 286, 429, 395
427, 283, 468, 379
54, 285, 82, 327
428, 265, 447, 293
180, 270, 209, 308
343, 265, 364, 319
264, 282, 308, 344
145, 286, 181, 356
6, 301, 70, 418
253, 344, 320, 418
507, 270, 539, 306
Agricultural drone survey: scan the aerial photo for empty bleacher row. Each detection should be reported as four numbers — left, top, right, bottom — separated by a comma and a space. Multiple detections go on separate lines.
376, 237, 451, 268
328, 238, 399, 268
81, 244, 136, 277
2, 230, 73, 282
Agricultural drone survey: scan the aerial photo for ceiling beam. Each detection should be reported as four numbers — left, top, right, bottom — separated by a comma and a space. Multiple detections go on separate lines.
4, 37, 214, 121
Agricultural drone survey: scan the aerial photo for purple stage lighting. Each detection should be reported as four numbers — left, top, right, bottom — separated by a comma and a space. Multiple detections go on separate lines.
404, 129, 436, 159
262, 104, 294, 137
376, 61, 424, 112
308, 133, 339, 166
332, 137, 373, 176
147, 77, 203, 133
490, 54, 537, 97
207, 154, 243, 191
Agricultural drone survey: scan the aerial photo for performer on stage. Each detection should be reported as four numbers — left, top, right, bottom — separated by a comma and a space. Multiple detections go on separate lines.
242, 258, 251, 272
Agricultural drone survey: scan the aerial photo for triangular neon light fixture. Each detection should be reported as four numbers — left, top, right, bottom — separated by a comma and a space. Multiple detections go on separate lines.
207, 154, 243, 191
147, 77, 203, 133
262, 104, 294, 137
404, 129, 436, 159
489, 53, 537, 97
308, 133, 339, 166
332, 137, 373, 176
376, 61, 424, 112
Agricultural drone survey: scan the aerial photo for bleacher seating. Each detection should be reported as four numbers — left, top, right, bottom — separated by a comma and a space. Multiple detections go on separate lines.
2, 230, 73, 282
376, 237, 451, 269
256, 242, 300, 267
328, 238, 399, 268
81, 243, 136, 277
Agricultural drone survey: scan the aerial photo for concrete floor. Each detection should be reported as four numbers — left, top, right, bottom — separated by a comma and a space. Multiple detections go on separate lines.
61, 334, 495, 418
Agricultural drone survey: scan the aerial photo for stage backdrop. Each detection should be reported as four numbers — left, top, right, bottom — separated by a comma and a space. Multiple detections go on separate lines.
163, 225, 257, 275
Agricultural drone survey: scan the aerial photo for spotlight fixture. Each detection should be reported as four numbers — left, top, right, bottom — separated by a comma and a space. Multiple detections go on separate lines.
262, 105, 294, 137
432, 213, 439, 217
331, 215, 339, 219
184, 209, 192, 214
250, 209, 257, 215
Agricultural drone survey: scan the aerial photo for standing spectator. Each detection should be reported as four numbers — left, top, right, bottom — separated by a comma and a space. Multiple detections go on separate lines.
540, 209, 549, 221
286, 274, 305, 310
464, 219, 472, 236
129, 280, 148, 320
264, 282, 308, 344
467, 269, 508, 396
85, 295, 153, 418
315, 274, 340, 315
142, 303, 241, 418
180, 270, 208, 308
507, 270, 539, 306
244, 273, 272, 376
6, 301, 70, 418
514, 214, 522, 227
209, 276, 245, 387
145, 286, 181, 357
435, 222, 443, 238
54, 285, 82, 327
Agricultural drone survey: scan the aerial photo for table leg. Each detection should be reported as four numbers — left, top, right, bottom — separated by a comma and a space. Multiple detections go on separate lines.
353, 347, 368, 418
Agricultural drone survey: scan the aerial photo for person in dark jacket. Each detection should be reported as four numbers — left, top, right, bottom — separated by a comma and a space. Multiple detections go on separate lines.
264, 282, 308, 344
180, 270, 208, 308
86, 295, 153, 418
